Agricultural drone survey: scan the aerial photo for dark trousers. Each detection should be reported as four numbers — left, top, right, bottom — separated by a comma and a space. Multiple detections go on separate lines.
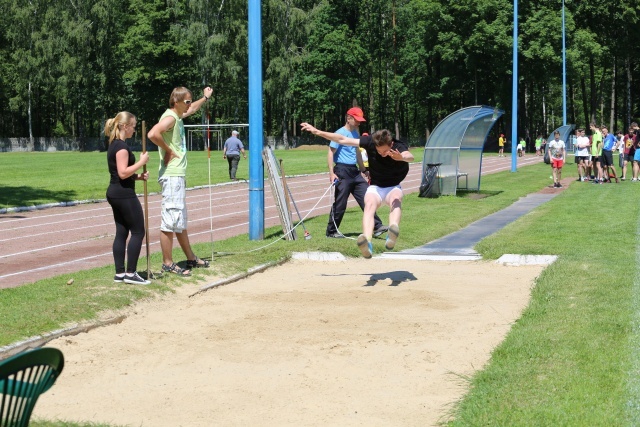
227, 154, 240, 179
107, 196, 146, 274
326, 164, 383, 235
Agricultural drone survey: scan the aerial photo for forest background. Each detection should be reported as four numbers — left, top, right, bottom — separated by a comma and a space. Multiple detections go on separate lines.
1, 0, 639, 147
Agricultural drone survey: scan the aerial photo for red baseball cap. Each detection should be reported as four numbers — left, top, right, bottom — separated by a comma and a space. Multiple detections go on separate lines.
347, 107, 366, 122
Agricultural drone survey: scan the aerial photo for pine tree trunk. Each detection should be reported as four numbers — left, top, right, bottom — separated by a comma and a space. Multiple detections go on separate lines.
28, 81, 33, 148
627, 57, 632, 129
542, 86, 547, 135
610, 59, 616, 132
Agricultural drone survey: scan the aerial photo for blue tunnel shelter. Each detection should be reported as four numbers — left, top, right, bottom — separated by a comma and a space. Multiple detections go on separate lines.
420, 105, 504, 197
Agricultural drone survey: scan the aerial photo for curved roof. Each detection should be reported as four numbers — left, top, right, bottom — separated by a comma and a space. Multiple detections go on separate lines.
422, 105, 504, 195
427, 105, 504, 149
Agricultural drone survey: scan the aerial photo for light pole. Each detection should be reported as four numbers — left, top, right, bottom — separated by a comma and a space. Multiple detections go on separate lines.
562, 0, 567, 126
248, 0, 264, 240
511, 0, 518, 172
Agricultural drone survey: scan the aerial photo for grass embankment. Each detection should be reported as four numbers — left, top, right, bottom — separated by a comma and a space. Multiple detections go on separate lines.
448, 175, 638, 425
2, 152, 638, 425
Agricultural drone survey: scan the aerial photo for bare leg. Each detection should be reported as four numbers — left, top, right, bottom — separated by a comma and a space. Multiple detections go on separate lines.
386, 188, 404, 227
175, 230, 197, 261
160, 230, 175, 266
595, 161, 602, 180
362, 193, 381, 241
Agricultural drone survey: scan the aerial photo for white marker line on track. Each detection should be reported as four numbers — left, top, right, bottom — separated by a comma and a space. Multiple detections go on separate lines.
0, 251, 113, 280
0, 236, 112, 259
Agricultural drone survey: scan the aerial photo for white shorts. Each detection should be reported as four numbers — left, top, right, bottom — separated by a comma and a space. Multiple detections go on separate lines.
159, 176, 188, 233
366, 185, 403, 205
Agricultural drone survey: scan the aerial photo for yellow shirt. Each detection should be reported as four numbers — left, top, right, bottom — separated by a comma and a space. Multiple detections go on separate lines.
158, 109, 188, 177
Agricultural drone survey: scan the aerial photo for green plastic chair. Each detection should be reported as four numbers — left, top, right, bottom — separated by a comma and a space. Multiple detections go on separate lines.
0, 347, 64, 427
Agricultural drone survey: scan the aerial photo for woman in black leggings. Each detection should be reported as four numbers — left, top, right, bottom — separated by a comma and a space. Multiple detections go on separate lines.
105, 112, 150, 285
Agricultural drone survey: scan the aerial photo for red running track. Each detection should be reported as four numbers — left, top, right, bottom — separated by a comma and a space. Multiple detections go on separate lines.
0, 155, 543, 288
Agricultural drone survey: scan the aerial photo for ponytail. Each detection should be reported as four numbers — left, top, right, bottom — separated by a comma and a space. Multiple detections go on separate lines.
104, 112, 135, 144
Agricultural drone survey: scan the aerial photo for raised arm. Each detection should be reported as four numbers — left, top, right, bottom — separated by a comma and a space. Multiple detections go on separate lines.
183, 87, 213, 119
300, 122, 359, 147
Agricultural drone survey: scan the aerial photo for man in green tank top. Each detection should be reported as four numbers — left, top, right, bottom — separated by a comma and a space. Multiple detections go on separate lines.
148, 86, 213, 276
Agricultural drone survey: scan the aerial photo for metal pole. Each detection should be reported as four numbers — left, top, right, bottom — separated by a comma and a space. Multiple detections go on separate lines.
511, 0, 518, 172
248, 0, 264, 240
562, 0, 567, 126
141, 121, 152, 280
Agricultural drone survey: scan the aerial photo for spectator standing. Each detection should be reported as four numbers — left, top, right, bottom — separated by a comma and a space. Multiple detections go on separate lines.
575, 129, 590, 181
223, 130, 247, 181
147, 86, 213, 276
498, 134, 505, 157
535, 134, 544, 156
548, 130, 565, 188
517, 137, 525, 157
600, 126, 619, 183
590, 122, 604, 183
104, 112, 151, 285
621, 126, 637, 180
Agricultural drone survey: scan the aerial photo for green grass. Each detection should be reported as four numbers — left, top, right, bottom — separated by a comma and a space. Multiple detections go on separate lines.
0, 148, 425, 209
2, 155, 640, 426
447, 176, 639, 426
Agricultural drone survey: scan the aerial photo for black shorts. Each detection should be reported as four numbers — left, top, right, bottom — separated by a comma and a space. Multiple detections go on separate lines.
592, 156, 600, 164
576, 156, 589, 164
625, 154, 634, 162
601, 150, 614, 167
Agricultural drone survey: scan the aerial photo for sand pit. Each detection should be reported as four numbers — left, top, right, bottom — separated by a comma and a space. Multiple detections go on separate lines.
33, 258, 544, 426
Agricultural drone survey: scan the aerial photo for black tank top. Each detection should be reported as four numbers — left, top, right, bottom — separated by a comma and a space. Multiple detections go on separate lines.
106, 139, 136, 199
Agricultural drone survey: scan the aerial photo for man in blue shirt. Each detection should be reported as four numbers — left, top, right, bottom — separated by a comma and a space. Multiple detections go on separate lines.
326, 107, 386, 238
601, 126, 619, 183
223, 130, 247, 181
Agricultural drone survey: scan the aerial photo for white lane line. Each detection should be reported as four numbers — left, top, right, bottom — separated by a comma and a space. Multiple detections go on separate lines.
0, 251, 113, 280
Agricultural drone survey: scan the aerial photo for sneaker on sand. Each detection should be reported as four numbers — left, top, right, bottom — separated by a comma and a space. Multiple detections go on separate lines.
385, 224, 400, 250
357, 234, 373, 259
124, 272, 151, 285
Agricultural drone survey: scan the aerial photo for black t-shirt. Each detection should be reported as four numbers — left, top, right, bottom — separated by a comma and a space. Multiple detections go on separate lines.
359, 136, 410, 187
106, 139, 136, 199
